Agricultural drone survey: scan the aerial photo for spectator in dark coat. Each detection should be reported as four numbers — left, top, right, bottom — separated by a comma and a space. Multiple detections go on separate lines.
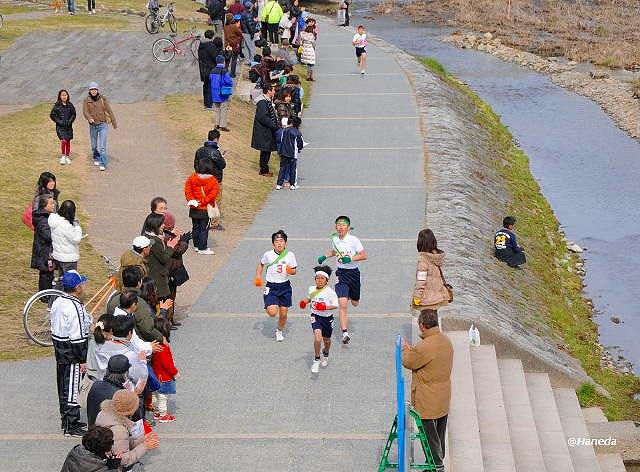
87, 355, 130, 426
163, 211, 191, 326
240, 2, 258, 65
50, 89, 76, 166
60, 425, 114, 472
494, 216, 526, 268
142, 213, 179, 299
194, 129, 226, 183
31, 194, 56, 292
207, 0, 226, 39
198, 31, 222, 110
251, 84, 279, 176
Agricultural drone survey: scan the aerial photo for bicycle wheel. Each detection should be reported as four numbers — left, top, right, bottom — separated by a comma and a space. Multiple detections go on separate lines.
168, 13, 177, 34
152, 37, 176, 62
190, 37, 200, 59
23, 289, 64, 347
145, 13, 159, 34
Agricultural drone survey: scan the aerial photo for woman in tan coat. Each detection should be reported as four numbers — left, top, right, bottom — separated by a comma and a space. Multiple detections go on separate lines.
412, 229, 451, 309
82, 82, 117, 171
95, 389, 159, 470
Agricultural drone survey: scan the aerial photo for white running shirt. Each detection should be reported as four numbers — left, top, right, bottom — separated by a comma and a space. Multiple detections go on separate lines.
307, 285, 339, 317
331, 233, 364, 270
261, 249, 298, 283
353, 33, 367, 48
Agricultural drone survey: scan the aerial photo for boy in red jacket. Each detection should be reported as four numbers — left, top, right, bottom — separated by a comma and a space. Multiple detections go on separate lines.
150, 318, 180, 423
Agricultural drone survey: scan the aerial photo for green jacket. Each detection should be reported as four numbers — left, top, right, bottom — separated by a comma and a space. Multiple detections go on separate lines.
115, 249, 148, 291
261, 0, 283, 24
106, 288, 163, 343
143, 233, 174, 298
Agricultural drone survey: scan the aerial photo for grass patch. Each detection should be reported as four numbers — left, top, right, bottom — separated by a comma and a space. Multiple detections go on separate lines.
419, 56, 640, 421
0, 104, 108, 361
294, 64, 313, 109
0, 13, 129, 50
0, 4, 41, 14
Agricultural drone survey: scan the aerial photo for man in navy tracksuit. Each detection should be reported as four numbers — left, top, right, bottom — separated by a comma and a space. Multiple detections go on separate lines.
494, 216, 526, 268
51, 270, 92, 436
275, 115, 304, 190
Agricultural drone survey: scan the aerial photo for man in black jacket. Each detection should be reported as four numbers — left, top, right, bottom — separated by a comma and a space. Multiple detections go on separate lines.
240, 1, 258, 65
198, 31, 222, 110
207, 0, 226, 39
251, 84, 279, 176
86, 355, 129, 426
194, 129, 227, 229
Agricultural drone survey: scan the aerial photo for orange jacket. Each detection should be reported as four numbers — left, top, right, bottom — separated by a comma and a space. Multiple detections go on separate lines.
184, 173, 219, 210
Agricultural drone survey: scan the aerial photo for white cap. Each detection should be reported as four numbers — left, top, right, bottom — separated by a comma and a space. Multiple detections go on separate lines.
132, 235, 153, 249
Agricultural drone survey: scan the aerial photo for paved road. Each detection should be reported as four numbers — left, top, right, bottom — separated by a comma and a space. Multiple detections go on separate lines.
0, 31, 201, 104
0, 21, 425, 471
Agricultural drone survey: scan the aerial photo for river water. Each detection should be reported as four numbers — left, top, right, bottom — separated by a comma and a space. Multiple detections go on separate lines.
345, 8, 640, 373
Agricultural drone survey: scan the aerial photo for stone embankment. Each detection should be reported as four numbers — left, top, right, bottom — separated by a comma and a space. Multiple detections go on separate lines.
445, 31, 640, 142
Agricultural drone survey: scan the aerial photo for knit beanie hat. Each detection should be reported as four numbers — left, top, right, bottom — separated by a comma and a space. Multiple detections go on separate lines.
111, 389, 139, 417
216, 54, 225, 64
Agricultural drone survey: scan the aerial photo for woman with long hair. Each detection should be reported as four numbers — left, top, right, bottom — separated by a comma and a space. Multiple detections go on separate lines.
142, 213, 179, 301
412, 229, 451, 310
50, 89, 76, 165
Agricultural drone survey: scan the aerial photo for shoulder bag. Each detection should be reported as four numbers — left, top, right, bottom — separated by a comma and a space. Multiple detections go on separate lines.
438, 266, 454, 303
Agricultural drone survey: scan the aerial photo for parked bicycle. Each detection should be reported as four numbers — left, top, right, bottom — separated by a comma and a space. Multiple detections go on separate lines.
145, 1, 177, 34
23, 256, 118, 347
152, 28, 201, 63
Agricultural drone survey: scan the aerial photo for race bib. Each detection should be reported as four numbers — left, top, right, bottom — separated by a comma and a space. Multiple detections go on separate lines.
310, 316, 316, 324
263, 287, 270, 295
417, 271, 427, 281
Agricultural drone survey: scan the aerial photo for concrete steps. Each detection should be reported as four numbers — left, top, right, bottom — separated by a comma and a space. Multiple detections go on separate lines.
444, 330, 624, 472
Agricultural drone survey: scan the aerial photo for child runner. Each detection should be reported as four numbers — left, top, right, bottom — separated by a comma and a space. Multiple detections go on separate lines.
255, 230, 298, 342
352, 24, 368, 75
317, 216, 367, 344
299, 265, 339, 373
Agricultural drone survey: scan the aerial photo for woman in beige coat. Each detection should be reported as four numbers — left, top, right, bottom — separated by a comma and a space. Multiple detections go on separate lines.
412, 229, 451, 309
95, 390, 159, 470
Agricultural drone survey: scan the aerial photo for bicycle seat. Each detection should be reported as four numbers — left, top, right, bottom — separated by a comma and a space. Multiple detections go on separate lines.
169, 33, 177, 37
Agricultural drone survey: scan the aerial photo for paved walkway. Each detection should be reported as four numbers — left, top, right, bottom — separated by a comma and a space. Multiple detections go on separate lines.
0, 20, 425, 471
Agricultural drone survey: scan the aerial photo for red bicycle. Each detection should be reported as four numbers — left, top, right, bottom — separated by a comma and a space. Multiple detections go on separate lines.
152, 28, 201, 62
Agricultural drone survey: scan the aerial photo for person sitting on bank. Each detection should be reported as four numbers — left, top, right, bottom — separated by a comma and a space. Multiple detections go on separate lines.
401, 309, 453, 472
494, 215, 526, 269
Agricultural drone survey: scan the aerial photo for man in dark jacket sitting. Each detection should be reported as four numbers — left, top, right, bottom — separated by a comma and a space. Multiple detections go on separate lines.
494, 215, 526, 268
198, 31, 222, 110
86, 355, 129, 426
194, 129, 227, 230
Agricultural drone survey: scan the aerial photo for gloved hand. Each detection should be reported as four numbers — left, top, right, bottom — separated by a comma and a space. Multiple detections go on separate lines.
299, 299, 308, 309
412, 297, 421, 307
286, 265, 296, 275
254, 277, 263, 287
187, 199, 200, 207
314, 301, 327, 311
338, 255, 352, 264
317, 255, 326, 264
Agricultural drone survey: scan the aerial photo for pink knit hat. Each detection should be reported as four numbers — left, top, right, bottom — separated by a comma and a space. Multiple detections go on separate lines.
163, 211, 176, 230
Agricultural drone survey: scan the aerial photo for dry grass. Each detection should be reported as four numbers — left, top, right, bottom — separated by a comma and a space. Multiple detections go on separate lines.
0, 104, 108, 361
0, 4, 42, 14
400, 0, 640, 69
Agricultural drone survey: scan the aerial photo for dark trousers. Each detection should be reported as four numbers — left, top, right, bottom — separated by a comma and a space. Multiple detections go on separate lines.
267, 23, 279, 44
259, 150, 271, 174
57, 362, 81, 428
422, 415, 448, 472
261, 23, 268, 42
226, 53, 238, 78
277, 156, 297, 186
203, 80, 212, 108
191, 217, 209, 250
39, 270, 55, 291
87, 0, 95, 9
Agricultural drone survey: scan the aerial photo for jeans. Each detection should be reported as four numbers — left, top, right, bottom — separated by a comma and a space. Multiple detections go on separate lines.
277, 156, 296, 186
422, 415, 448, 472
213, 100, 230, 128
242, 32, 256, 64
89, 122, 109, 167
259, 150, 271, 174
191, 217, 210, 250
203, 80, 212, 108
67, 0, 75, 12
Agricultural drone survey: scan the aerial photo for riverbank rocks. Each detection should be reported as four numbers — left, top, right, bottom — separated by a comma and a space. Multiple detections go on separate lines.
444, 31, 640, 142
567, 242, 584, 253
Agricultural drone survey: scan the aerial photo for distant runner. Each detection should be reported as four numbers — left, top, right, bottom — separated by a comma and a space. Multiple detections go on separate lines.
255, 230, 298, 341
318, 216, 367, 344
299, 265, 339, 373
352, 24, 368, 76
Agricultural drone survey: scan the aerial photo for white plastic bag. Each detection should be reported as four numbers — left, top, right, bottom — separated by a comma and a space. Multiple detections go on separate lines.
469, 324, 480, 346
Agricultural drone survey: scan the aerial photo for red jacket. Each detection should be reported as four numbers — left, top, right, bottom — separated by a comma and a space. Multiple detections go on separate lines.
184, 173, 219, 211
151, 342, 178, 382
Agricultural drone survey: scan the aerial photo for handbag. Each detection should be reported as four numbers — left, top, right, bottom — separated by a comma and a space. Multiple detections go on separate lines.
22, 202, 34, 231
170, 265, 190, 286
77, 374, 94, 408
207, 203, 220, 219
438, 266, 454, 303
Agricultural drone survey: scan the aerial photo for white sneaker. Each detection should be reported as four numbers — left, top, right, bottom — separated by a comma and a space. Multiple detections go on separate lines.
99, 166, 106, 171
311, 359, 320, 373
65, 156, 72, 164
342, 331, 351, 344
59, 156, 66, 165
93, 160, 100, 166
275, 330, 284, 342
361, 70, 366, 75
289, 185, 298, 190
275, 185, 282, 190
198, 248, 215, 255
321, 356, 328, 367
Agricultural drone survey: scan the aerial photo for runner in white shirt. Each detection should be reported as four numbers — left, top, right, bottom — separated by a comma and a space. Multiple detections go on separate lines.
299, 265, 339, 373
255, 230, 298, 341
317, 216, 367, 344
352, 25, 368, 75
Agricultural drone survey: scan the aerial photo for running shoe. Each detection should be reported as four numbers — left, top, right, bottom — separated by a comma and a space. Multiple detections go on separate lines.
275, 185, 282, 190
156, 414, 176, 423
59, 156, 66, 165
65, 156, 72, 164
361, 70, 366, 76
198, 248, 215, 255
99, 166, 106, 171
321, 356, 328, 367
93, 160, 100, 166
276, 329, 284, 342
289, 185, 298, 190
311, 360, 320, 373
342, 332, 351, 344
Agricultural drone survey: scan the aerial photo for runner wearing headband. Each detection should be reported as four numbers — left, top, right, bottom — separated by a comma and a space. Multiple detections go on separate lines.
299, 265, 339, 374
317, 216, 367, 344
255, 230, 298, 342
